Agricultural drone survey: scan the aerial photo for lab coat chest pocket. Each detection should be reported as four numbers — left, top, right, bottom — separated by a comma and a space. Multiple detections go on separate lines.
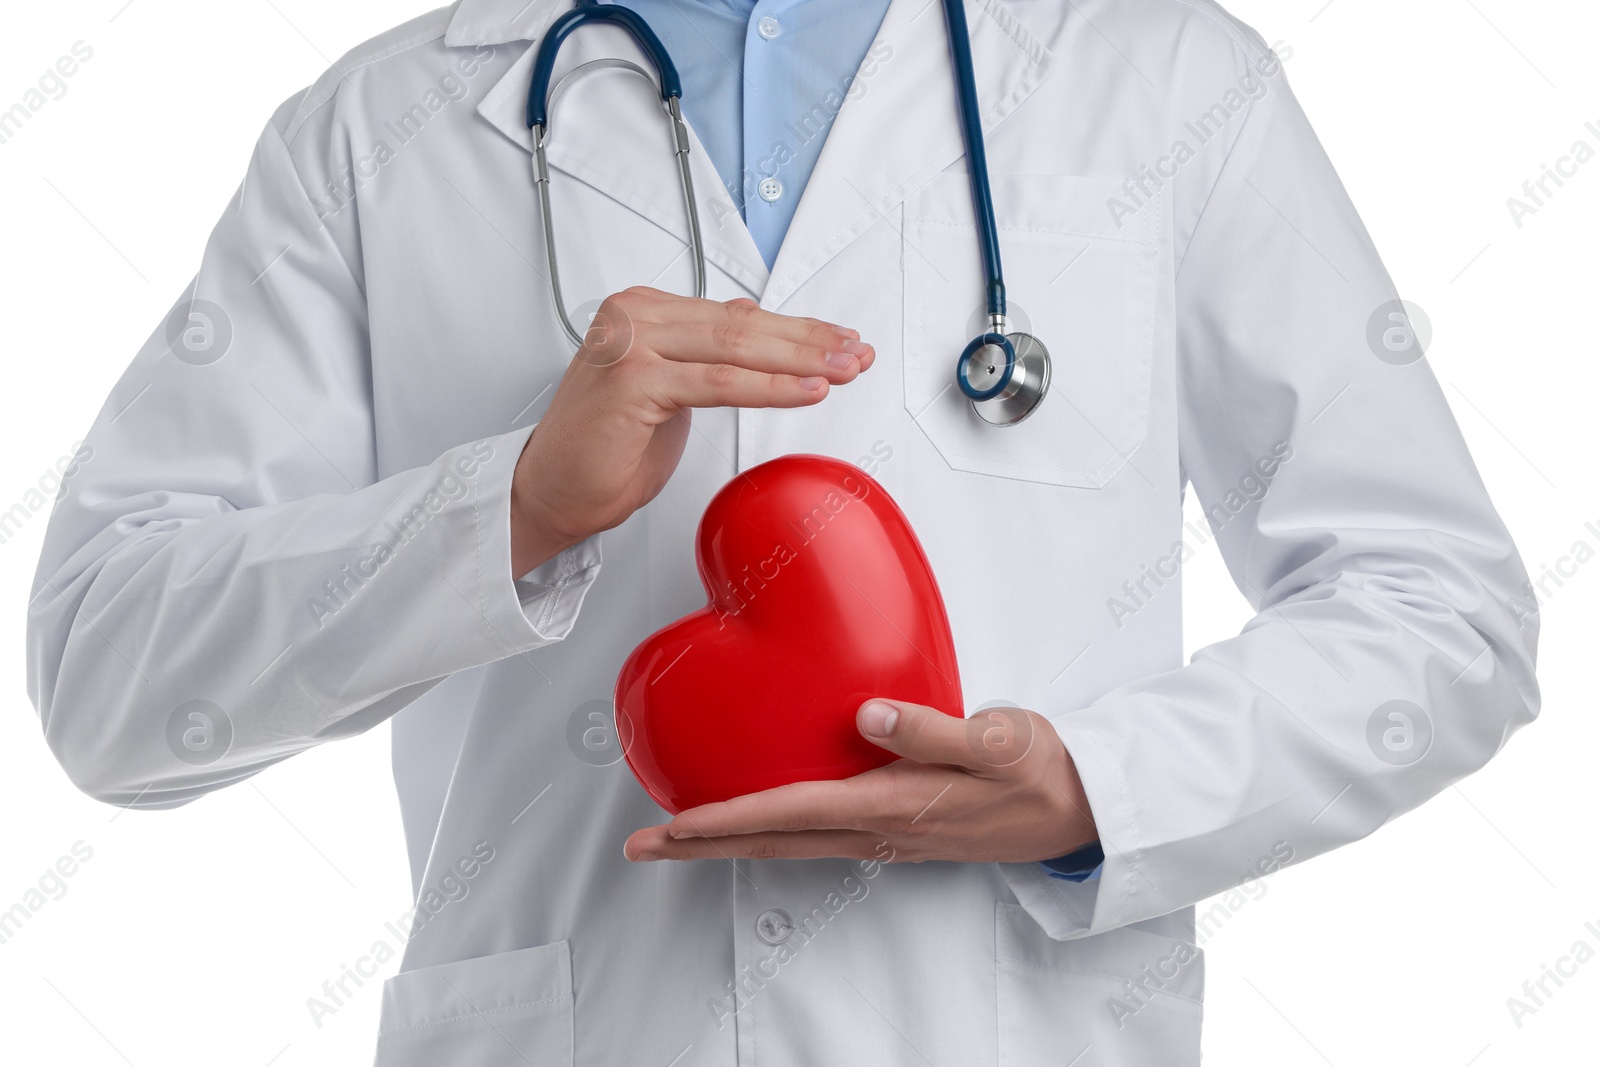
903, 174, 1159, 488
373, 941, 573, 1066
996, 903, 1201, 1067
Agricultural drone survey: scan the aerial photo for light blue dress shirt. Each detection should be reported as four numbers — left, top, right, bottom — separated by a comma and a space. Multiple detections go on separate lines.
611, 0, 892, 267
605, 0, 1105, 882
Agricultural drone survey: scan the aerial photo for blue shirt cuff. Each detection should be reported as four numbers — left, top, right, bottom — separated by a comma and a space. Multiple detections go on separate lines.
1040, 841, 1104, 882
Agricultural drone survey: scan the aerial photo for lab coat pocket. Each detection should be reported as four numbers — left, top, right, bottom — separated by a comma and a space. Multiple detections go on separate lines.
373, 941, 573, 1067
996, 902, 1201, 1067
904, 173, 1159, 488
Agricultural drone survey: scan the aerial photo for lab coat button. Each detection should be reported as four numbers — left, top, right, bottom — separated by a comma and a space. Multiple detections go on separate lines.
758, 177, 784, 203
754, 908, 794, 945
757, 16, 781, 40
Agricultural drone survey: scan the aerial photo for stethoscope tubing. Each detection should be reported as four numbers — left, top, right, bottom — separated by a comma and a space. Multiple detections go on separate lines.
525, 0, 1041, 421
939, 0, 1007, 324
526, 5, 706, 347
526, 2, 681, 128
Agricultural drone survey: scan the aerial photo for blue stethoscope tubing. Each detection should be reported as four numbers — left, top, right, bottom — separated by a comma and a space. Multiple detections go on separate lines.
525, 0, 1051, 425
526, 0, 679, 128
526, 0, 705, 348
941, 0, 1015, 402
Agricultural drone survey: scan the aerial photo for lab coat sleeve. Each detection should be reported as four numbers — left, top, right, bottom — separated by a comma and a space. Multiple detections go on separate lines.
26, 115, 600, 808
1001, 47, 1539, 938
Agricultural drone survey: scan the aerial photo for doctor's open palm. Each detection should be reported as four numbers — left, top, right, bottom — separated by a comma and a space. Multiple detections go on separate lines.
508, 287, 873, 576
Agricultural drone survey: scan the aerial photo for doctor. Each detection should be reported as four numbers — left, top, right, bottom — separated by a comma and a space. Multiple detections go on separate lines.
29, 0, 1538, 1064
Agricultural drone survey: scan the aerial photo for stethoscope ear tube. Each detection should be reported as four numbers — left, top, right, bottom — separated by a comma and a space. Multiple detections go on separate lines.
527, 9, 707, 349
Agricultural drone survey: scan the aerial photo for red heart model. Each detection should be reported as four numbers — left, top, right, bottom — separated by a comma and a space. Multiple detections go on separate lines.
614, 454, 964, 814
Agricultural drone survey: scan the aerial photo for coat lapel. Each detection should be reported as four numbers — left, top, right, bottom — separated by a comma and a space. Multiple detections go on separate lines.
760, 0, 1054, 310
447, 0, 1053, 307
454, 0, 770, 295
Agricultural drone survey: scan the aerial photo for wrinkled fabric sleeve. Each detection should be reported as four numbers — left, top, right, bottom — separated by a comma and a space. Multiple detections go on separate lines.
1003, 40, 1538, 938
27, 113, 599, 809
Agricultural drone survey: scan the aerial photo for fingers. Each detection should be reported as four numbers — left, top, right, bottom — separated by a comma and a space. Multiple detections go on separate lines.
858, 699, 996, 773
596, 289, 876, 410
649, 359, 833, 410
663, 779, 886, 840
626, 824, 885, 862
676, 295, 857, 346
616, 288, 875, 372
646, 321, 873, 383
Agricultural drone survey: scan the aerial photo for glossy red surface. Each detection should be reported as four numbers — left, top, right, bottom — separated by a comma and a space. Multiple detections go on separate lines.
614, 455, 965, 814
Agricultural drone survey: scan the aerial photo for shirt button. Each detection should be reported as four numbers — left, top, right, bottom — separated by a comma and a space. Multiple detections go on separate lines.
755, 908, 794, 945
757, 15, 781, 40
757, 177, 784, 203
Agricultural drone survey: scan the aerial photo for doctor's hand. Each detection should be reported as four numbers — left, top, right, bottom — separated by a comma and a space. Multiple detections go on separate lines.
623, 701, 1098, 866
510, 288, 873, 576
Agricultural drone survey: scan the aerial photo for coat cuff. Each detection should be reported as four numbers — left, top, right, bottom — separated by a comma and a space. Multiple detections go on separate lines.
474, 426, 601, 652
513, 537, 602, 643
1000, 720, 1138, 939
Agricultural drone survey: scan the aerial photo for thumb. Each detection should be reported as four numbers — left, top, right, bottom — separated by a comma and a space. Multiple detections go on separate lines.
857, 699, 979, 769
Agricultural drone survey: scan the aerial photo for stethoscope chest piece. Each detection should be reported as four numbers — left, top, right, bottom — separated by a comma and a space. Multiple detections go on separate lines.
958, 329, 1052, 426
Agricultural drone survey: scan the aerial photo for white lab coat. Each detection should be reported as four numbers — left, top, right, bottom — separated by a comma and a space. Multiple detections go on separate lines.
28, 0, 1539, 1063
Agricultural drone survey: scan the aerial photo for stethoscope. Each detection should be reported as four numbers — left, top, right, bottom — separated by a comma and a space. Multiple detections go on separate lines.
526, 0, 1051, 426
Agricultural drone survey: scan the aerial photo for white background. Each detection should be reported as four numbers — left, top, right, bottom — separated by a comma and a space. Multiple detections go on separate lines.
0, 1, 1595, 1064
